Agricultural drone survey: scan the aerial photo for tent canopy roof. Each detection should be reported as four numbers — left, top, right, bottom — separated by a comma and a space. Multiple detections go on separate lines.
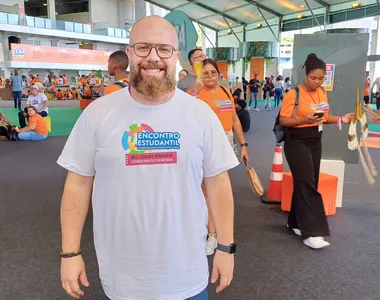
145, 0, 378, 31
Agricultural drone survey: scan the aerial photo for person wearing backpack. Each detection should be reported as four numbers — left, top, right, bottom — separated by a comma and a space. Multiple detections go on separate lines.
279, 53, 354, 249
188, 59, 250, 256
104, 51, 129, 95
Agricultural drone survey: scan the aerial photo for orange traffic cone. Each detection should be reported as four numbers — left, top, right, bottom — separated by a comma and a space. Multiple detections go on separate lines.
261, 143, 284, 204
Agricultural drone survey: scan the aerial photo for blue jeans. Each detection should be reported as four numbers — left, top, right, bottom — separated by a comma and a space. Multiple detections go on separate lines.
18, 131, 48, 141
13, 91, 22, 109
249, 92, 258, 108
274, 88, 282, 106
106, 287, 208, 300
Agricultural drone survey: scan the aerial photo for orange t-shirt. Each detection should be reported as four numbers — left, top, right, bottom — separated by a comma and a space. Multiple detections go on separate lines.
56, 92, 64, 100
28, 114, 48, 135
63, 77, 69, 85
48, 85, 56, 92
84, 89, 92, 97
71, 91, 77, 99
364, 78, 370, 97
280, 85, 329, 128
104, 78, 130, 95
190, 86, 235, 131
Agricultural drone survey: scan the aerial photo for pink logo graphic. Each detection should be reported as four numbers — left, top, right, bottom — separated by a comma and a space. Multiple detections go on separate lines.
126, 152, 177, 166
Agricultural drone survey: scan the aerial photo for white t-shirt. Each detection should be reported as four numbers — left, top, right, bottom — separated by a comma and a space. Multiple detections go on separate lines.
27, 93, 49, 113
57, 87, 239, 300
274, 80, 284, 89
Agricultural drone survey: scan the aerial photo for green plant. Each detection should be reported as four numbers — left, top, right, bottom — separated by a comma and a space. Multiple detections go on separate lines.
264, 57, 274, 67
243, 57, 250, 73
227, 60, 236, 72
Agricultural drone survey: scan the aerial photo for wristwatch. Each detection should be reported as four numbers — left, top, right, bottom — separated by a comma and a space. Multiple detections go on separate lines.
240, 143, 248, 147
216, 243, 237, 254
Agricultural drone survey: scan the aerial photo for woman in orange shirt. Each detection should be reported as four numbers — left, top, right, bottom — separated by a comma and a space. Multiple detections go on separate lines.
280, 54, 354, 249
188, 59, 249, 256
15, 106, 48, 140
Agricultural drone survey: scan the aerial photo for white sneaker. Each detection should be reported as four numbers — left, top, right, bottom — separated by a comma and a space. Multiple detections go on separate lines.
254, 108, 260, 111
303, 237, 330, 249
286, 224, 301, 236
247, 106, 251, 110
206, 236, 218, 256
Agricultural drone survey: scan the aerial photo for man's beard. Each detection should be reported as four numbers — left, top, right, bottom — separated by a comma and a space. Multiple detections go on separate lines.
130, 62, 176, 98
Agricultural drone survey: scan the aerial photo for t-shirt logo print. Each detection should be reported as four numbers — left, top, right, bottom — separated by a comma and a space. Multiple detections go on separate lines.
214, 99, 233, 112
121, 123, 181, 166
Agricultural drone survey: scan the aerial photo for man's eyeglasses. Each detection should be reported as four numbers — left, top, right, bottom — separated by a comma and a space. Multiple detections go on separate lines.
129, 43, 177, 59
202, 70, 218, 78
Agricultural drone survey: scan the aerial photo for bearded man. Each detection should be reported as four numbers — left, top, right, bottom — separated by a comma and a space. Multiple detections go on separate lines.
58, 15, 238, 300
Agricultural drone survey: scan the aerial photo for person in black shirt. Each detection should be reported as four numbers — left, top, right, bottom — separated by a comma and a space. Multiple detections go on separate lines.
242, 77, 249, 100
235, 100, 250, 132
248, 74, 261, 111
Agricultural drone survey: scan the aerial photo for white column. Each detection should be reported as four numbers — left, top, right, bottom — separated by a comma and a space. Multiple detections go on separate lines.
47, 0, 56, 20
320, 159, 345, 208
369, 16, 380, 82
135, 0, 147, 22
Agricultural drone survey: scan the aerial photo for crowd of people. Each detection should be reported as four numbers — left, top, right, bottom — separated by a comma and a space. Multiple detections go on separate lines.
1, 14, 378, 300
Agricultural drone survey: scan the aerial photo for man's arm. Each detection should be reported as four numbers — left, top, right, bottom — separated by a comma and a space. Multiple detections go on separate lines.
61, 171, 93, 252
39, 100, 48, 112
203, 172, 234, 245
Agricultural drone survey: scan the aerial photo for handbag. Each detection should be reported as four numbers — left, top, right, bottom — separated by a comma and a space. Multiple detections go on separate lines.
244, 161, 264, 196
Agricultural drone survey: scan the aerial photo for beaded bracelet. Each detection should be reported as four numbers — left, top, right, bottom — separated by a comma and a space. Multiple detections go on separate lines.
60, 249, 82, 258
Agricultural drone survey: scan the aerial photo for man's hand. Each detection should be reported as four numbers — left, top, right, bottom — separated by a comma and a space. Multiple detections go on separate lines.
211, 251, 234, 293
240, 147, 249, 162
61, 256, 89, 299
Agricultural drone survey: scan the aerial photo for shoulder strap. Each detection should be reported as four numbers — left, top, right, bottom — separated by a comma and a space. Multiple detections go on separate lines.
320, 86, 326, 93
114, 81, 127, 88
292, 87, 300, 118
220, 86, 232, 101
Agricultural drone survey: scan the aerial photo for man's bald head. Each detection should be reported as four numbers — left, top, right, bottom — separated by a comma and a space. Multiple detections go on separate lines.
130, 16, 178, 49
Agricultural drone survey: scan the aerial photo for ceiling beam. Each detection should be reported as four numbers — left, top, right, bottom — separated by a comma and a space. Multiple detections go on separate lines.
312, 0, 328, 7
143, 0, 220, 32
183, 0, 247, 26
244, 0, 281, 17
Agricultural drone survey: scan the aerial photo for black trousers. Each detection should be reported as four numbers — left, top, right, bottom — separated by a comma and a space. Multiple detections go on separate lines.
284, 126, 330, 238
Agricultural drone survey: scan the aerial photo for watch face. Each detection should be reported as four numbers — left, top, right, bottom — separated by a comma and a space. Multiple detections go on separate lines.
230, 243, 237, 253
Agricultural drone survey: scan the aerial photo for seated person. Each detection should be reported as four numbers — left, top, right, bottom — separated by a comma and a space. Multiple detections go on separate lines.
232, 88, 243, 101
47, 84, 57, 98
65, 89, 72, 100
15, 106, 48, 141
235, 99, 250, 132
0, 112, 15, 141
71, 88, 78, 100
83, 85, 95, 99
18, 84, 48, 128
56, 89, 64, 100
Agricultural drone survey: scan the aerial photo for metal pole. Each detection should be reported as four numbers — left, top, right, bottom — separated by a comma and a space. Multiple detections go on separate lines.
222, 16, 241, 43
304, 0, 323, 31
324, 5, 330, 29
257, 7, 278, 42
242, 26, 246, 79
197, 23, 215, 48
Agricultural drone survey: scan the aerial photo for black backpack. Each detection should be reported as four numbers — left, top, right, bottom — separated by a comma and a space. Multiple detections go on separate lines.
273, 87, 300, 143
114, 81, 128, 89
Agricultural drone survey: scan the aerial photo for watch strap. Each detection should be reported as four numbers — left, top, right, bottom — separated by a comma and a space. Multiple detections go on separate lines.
216, 243, 236, 254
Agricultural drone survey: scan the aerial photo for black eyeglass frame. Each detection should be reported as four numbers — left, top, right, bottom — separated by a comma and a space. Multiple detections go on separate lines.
128, 43, 178, 59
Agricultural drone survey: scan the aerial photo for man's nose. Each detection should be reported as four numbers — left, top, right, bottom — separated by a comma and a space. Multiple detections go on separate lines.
146, 47, 160, 63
